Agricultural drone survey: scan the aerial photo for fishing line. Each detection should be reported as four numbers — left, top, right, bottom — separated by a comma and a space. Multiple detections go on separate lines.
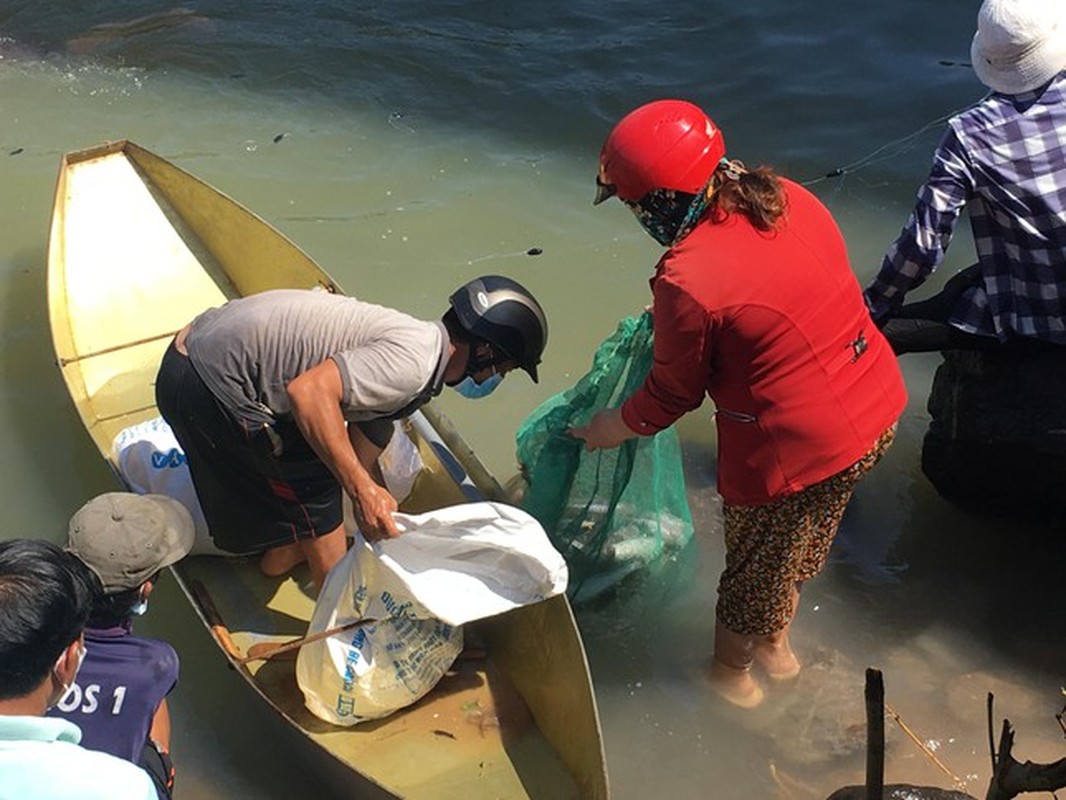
801, 97, 987, 187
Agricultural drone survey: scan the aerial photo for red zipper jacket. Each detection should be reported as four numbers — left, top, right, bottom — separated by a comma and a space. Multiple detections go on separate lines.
621, 179, 906, 506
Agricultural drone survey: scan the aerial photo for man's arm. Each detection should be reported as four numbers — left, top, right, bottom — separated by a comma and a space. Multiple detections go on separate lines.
148, 698, 170, 753
286, 359, 399, 540
348, 422, 387, 488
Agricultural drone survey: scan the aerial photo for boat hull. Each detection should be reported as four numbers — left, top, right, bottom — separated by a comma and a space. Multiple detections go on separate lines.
47, 140, 609, 799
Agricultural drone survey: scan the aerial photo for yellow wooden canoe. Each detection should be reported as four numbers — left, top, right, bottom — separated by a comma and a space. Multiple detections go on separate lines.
46, 140, 609, 800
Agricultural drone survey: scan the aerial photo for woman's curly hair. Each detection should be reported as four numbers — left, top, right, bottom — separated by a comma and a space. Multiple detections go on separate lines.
708, 161, 788, 231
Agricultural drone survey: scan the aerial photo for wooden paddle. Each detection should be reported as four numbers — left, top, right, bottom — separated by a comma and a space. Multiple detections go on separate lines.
238, 618, 377, 664
188, 580, 488, 667
187, 578, 375, 665
238, 622, 488, 665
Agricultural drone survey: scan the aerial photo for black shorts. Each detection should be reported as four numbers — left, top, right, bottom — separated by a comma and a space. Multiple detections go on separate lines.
155, 342, 344, 553
140, 739, 174, 800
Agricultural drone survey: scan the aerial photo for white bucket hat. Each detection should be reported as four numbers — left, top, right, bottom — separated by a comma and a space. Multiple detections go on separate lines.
970, 0, 1066, 94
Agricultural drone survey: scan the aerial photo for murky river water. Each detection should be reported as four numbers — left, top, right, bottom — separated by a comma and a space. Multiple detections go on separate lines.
0, 2, 1062, 797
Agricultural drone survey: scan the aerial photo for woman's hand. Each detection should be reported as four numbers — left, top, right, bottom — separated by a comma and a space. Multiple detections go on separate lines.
569, 408, 638, 451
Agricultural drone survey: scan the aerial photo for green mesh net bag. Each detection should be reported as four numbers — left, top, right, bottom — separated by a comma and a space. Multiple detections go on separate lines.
515, 312, 694, 604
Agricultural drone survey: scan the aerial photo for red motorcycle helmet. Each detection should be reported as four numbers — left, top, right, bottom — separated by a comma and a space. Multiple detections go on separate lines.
594, 99, 726, 205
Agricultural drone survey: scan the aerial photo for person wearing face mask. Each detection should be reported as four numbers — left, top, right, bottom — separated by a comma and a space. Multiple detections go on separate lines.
0, 538, 158, 800
46, 492, 194, 800
570, 100, 906, 708
155, 276, 548, 590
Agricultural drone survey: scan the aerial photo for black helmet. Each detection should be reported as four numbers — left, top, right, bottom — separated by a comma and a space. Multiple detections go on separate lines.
449, 275, 548, 383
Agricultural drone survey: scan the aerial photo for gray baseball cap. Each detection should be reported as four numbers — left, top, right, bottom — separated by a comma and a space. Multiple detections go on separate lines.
67, 492, 195, 594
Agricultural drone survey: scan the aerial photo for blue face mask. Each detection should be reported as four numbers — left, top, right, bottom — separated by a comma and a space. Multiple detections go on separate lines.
131, 598, 149, 617
452, 371, 503, 399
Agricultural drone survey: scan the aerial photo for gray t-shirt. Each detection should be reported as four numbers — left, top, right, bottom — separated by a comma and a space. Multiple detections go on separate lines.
185, 289, 447, 428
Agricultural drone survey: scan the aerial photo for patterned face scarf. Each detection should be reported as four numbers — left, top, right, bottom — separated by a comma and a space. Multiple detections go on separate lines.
624, 184, 712, 246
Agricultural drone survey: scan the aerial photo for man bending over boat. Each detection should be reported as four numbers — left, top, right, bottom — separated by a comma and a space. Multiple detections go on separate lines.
48, 492, 194, 800
0, 539, 159, 799
155, 276, 548, 590
865, 0, 1066, 354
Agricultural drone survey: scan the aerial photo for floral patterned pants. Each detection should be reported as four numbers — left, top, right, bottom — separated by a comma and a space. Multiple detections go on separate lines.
716, 425, 896, 636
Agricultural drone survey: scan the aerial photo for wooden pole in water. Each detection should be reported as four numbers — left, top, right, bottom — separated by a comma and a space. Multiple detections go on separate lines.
865, 667, 885, 800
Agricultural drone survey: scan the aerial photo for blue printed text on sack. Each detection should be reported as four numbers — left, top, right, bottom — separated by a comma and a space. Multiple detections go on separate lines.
151, 448, 187, 469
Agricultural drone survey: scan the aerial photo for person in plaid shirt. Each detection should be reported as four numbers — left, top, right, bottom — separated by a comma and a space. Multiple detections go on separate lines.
865, 0, 1066, 354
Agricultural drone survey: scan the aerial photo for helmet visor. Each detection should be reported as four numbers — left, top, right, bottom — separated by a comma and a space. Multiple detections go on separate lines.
594, 175, 617, 205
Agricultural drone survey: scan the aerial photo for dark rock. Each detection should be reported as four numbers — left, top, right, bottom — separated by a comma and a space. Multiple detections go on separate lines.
922, 348, 1066, 520
826, 785, 975, 800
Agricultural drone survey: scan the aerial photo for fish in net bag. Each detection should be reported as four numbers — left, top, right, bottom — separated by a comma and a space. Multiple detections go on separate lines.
514, 311, 694, 603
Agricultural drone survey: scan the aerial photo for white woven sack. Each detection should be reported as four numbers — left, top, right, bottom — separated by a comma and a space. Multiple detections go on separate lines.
296, 501, 568, 726
296, 536, 463, 726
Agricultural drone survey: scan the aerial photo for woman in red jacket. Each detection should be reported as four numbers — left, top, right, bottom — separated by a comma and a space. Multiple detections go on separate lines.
571, 99, 906, 708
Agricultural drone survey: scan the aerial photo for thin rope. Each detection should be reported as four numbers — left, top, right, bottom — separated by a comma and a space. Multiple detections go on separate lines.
802, 98, 987, 186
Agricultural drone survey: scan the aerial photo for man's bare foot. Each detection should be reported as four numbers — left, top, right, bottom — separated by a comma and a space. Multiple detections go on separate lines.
708, 660, 765, 709
753, 640, 801, 681
260, 542, 306, 577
